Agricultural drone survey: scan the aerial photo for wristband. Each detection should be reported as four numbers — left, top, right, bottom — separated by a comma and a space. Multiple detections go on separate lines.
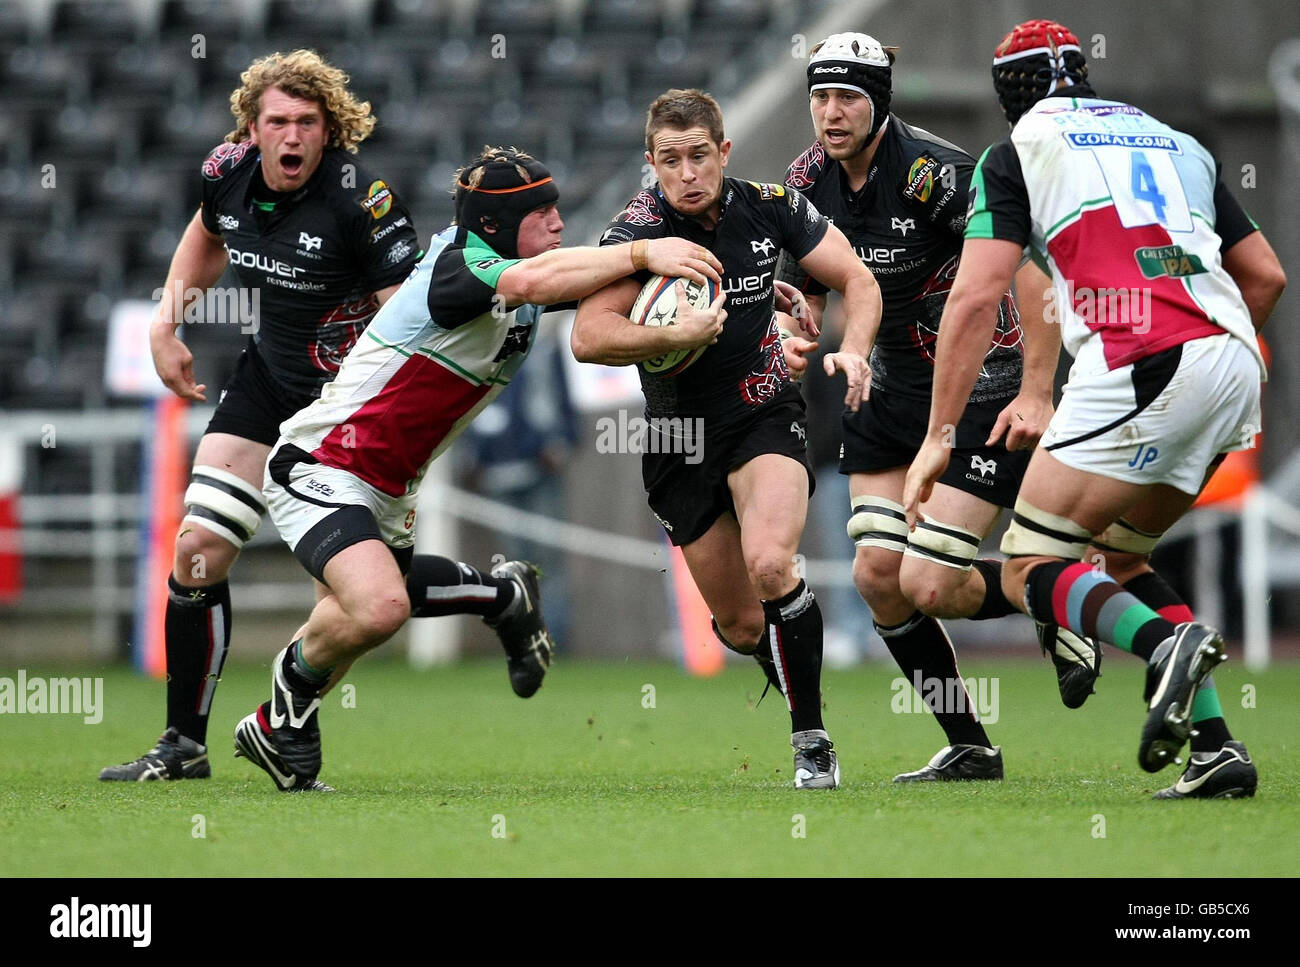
631, 239, 648, 272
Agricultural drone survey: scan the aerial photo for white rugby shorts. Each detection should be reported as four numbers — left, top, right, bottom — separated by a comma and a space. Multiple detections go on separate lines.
1041, 333, 1261, 495
264, 440, 419, 556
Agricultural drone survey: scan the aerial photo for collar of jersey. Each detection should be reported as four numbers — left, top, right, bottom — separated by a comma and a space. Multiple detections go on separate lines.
655, 177, 734, 228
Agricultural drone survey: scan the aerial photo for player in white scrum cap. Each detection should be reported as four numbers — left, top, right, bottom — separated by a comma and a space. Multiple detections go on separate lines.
783, 32, 1081, 782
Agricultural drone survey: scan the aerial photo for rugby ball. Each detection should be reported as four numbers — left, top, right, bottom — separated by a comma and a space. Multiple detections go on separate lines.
629, 274, 720, 377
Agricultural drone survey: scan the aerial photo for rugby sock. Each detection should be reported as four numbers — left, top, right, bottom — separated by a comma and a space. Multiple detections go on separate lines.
282, 638, 332, 695
164, 576, 231, 745
968, 559, 1019, 620
1025, 561, 1174, 657
761, 580, 825, 734
876, 611, 991, 748
1124, 571, 1232, 752
406, 554, 517, 619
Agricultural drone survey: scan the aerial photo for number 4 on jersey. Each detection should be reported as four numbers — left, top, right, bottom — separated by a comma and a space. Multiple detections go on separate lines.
1130, 151, 1168, 223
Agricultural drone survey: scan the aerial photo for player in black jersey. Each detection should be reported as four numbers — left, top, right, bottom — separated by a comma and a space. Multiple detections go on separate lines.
573, 89, 882, 789
783, 33, 1079, 782
100, 50, 421, 782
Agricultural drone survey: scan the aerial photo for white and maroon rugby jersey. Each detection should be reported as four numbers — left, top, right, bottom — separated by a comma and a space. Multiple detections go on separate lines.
278, 225, 541, 497
966, 96, 1264, 379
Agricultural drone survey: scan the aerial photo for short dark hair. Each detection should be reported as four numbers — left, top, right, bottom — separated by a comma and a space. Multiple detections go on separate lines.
645, 89, 725, 153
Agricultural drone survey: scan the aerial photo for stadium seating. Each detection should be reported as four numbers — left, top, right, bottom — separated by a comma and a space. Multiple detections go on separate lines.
0, 0, 808, 408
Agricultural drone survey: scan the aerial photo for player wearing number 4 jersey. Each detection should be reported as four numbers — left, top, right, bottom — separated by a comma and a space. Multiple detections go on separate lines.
234, 147, 723, 791
904, 20, 1285, 798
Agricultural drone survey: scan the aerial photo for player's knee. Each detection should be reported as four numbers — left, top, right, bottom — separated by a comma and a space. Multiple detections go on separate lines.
175, 466, 266, 582
351, 594, 410, 645
899, 515, 982, 613
852, 549, 905, 610
745, 548, 796, 601
172, 524, 238, 583
898, 564, 963, 615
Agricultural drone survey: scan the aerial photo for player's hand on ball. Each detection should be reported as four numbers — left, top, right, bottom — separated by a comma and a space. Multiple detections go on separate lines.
774, 280, 819, 337
823, 351, 870, 411
151, 329, 207, 402
645, 238, 723, 284
673, 285, 727, 347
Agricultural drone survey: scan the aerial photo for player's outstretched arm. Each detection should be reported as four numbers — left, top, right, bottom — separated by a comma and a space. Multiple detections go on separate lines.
571, 280, 727, 366
150, 208, 230, 402
988, 259, 1058, 452
797, 224, 881, 411
1221, 231, 1286, 332
496, 238, 721, 308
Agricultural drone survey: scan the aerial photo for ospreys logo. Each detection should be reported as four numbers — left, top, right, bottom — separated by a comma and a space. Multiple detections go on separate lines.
904, 155, 939, 204
493, 324, 534, 362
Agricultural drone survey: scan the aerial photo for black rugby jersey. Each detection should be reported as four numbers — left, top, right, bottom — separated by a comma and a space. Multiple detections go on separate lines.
600, 178, 829, 420
199, 142, 421, 397
783, 116, 1022, 403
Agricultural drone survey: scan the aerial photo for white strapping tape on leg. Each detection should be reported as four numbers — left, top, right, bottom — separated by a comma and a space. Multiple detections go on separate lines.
1000, 498, 1091, 559
183, 465, 267, 549
1092, 517, 1163, 556
905, 517, 981, 571
847, 495, 909, 553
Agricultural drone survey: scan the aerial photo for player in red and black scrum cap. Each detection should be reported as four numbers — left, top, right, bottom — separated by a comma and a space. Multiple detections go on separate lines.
905, 19, 1285, 798
573, 89, 883, 789
781, 32, 1083, 783
101, 50, 422, 783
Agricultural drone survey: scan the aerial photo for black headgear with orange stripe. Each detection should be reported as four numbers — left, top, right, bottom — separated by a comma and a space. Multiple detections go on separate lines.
453, 149, 559, 258
991, 20, 1093, 125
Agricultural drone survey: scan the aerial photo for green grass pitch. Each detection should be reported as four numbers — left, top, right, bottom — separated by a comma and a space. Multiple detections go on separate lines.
2, 656, 1296, 877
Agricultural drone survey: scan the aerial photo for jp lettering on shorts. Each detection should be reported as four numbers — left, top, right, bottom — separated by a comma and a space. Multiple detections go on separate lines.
1042, 333, 1261, 494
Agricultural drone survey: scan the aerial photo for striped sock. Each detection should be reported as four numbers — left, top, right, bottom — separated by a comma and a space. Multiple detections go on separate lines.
165, 576, 231, 746
1025, 561, 1175, 656
405, 555, 515, 618
761, 580, 825, 735
1122, 571, 1231, 751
